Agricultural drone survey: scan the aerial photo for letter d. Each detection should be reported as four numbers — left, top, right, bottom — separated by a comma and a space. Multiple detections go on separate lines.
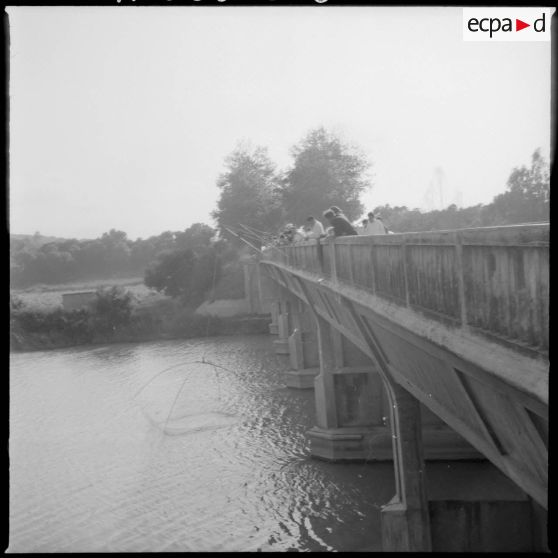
534, 13, 545, 32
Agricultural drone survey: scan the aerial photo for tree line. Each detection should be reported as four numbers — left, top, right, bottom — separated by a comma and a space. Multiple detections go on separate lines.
10, 223, 221, 289
373, 149, 549, 233
212, 127, 372, 242
10, 126, 549, 293
212, 130, 549, 241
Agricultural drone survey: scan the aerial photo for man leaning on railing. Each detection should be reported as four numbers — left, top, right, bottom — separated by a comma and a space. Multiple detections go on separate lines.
322, 209, 359, 237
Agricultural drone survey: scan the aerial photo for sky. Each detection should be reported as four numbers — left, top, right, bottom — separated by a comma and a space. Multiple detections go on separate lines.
8, 6, 553, 240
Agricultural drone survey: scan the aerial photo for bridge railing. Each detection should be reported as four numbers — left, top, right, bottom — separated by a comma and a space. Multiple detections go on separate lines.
262, 224, 549, 357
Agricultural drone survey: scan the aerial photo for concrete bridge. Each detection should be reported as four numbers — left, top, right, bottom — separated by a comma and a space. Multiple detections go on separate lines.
258, 223, 548, 552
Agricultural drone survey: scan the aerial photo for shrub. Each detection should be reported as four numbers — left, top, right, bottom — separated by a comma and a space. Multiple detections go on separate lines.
90, 286, 133, 331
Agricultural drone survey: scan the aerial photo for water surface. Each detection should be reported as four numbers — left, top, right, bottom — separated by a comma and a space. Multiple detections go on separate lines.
9, 335, 395, 552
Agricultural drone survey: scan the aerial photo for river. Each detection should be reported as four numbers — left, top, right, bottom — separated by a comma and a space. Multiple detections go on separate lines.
9, 335, 395, 552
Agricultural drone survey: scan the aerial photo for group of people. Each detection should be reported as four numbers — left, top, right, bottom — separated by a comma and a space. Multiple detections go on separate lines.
275, 206, 390, 246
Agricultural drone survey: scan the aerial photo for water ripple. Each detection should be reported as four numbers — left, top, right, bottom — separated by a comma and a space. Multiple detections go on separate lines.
10, 335, 392, 552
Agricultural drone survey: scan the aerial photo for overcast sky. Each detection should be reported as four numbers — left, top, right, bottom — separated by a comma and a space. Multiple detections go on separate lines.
8, 6, 552, 240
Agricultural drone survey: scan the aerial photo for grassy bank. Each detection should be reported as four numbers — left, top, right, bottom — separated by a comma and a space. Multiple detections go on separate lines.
10, 281, 270, 353
12, 277, 163, 312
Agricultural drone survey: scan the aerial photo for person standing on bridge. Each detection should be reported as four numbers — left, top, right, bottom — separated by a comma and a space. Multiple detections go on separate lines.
322, 209, 358, 237
362, 211, 388, 235
329, 206, 347, 219
357, 218, 369, 234
305, 216, 325, 239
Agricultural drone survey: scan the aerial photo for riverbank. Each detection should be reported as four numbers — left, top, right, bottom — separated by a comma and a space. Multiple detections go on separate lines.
10, 311, 271, 352
10, 284, 271, 352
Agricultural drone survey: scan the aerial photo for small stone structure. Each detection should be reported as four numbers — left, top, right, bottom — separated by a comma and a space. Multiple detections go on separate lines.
62, 291, 96, 311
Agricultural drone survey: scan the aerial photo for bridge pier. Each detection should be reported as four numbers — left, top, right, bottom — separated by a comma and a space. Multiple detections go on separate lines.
424, 461, 544, 552
381, 381, 432, 551
307, 328, 480, 462
283, 298, 320, 389
307, 318, 392, 461
272, 299, 291, 355
268, 301, 279, 335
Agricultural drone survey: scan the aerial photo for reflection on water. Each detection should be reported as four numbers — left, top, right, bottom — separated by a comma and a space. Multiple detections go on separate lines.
9, 335, 395, 552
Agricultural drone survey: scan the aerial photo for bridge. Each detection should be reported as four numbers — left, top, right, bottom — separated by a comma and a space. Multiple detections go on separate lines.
257, 223, 548, 552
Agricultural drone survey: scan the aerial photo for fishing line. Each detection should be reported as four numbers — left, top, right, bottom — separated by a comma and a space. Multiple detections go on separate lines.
201, 250, 222, 403
137, 223, 296, 440
136, 249, 237, 437
237, 225, 266, 243
238, 223, 272, 237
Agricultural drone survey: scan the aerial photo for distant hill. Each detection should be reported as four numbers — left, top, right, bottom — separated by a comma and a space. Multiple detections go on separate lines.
10, 234, 89, 267
10, 233, 93, 245
11, 233, 69, 245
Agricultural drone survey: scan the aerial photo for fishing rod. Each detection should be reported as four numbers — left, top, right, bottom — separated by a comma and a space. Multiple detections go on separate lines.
223, 226, 266, 255
239, 223, 275, 242
238, 222, 274, 237
236, 225, 267, 244
228, 225, 293, 260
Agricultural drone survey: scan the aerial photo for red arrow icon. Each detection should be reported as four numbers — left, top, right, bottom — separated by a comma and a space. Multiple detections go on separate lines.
516, 19, 530, 31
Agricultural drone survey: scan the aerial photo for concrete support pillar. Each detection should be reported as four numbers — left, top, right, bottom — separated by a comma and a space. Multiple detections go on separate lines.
425, 462, 544, 552
312, 314, 338, 429
257, 261, 275, 314
283, 298, 320, 389
273, 299, 291, 355
268, 301, 279, 335
308, 323, 481, 463
307, 316, 391, 461
381, 382, 432, 551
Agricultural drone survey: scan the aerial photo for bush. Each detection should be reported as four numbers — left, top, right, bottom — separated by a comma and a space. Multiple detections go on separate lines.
10, 307, 94, 349
90, 286, 133, 330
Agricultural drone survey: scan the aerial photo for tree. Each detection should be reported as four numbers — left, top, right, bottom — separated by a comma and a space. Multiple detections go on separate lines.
212, 142, 284, 243
100, 229, 132, 272
91, 286, 133, 330
281, 127, 372, 224
174, 223, 215, 252
144, 247, 220, 306
144, 249, 197, 299
489, 148, 550, 224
